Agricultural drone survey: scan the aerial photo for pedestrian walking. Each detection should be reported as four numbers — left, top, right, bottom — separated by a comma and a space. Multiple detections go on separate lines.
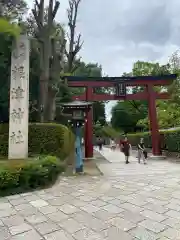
137, 138, 147, 164
120, 136, 131, 164
110, 138, 116, 150
97, 137, 103, 151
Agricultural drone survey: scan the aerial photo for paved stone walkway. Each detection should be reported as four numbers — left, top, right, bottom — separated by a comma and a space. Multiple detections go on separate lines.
1, 148, 180, 239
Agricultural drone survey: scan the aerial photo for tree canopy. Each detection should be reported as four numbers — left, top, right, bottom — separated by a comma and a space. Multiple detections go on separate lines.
0, 0, 106, 125
111, 59, 180, 132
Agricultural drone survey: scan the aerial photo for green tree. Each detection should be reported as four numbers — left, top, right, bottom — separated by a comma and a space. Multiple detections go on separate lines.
31, 0, 61, 122
112, 61, 173, 132
167, 50, 180, 105
0, 34, 12, 122
0, 18, 20, 36
134, 60, 180, 130
0, 0, 106, 127
138, 100, 180, 129
74, 62, 106, 125
111, 101, 143, 133
0, 0, 27, 36
0, 0, 27, 121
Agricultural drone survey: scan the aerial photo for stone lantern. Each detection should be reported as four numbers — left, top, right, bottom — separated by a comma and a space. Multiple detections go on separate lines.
61, 100, 92, 173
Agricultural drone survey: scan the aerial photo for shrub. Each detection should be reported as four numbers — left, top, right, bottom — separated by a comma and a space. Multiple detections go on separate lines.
0, 123, 74, 159
0, 156, 65, 196
128, 129, 180, 152
62, 126, 75, 157
93, 125, 120, 138
102, 126, 121, 138
163, 130, 180, 152
128, 132, 151, 148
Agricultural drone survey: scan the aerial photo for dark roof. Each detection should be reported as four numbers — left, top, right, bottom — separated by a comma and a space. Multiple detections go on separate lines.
61, 100, 92, 108
62, 74, 177, 82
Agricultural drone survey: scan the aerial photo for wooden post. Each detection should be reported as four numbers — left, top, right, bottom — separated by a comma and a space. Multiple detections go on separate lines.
85, 87, 93, 158
147, 84, 161, 155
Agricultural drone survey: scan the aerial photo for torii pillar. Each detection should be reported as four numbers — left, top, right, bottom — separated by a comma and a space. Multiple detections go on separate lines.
85, 87, 93, 158
147, 84, 161, 156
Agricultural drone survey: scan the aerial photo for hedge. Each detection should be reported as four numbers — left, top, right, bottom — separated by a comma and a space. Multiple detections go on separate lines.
0, 123, 74, 159
0, 156, 65, 196
127, 132, 151, 148
128, 129, 180, 152
94, 125, 120, 138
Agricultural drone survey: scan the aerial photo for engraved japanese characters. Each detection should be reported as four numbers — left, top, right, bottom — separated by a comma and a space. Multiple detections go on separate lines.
10, 108, 24, 123
11, 86, 25, 99
11, 65, 26, 82
8, 35, 29, 159
10, 130, 24, 144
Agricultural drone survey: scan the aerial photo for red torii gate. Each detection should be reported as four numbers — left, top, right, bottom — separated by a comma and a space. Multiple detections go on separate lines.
65, 74, 177, 158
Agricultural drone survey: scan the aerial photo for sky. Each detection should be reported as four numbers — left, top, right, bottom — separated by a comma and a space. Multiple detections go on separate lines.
27, 0, 180, 121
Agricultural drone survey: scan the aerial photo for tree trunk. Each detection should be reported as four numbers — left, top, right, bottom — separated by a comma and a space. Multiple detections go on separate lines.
39, 73, 47, 122
39, 39, 51, 122
47, 88, 56, 121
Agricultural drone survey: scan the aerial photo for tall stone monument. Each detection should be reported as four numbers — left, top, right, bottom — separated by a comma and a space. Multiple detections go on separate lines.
8, 35, 29, 159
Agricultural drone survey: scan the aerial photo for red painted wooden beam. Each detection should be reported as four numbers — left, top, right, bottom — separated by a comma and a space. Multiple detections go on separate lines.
72, 92, 170, 101
69, 79, 173, 87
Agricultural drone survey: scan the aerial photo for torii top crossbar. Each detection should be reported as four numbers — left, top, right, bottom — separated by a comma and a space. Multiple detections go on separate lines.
64, 74, 177, 101
65, 74, 176, 85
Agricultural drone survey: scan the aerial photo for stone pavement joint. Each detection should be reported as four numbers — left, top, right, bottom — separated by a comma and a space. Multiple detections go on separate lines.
1, 147, 180, 239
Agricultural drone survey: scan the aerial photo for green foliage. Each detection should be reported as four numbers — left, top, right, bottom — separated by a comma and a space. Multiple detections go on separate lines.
112, 61, 168, 133
94, 124, 120, 138
132, 61, 170, 76
73, 62, 102, 77
167, 51, 180, 105
128, 132, 151, 148
118, 60, 179, 132
93, 102, 106, 126
0, 33, 12, 122
0, 155, 65, 196
2, 0, 28, 21
138, 100, 180, 129
127, 129, 180, 152
0, 18, 21, 36
73, 62, 106, 125
102, 126, 120, 138
134, 58, 180, 130
0, 0, 105, 125
111, 101, 143, 133
0, 123, 74, 159
164, 130, 180, 152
